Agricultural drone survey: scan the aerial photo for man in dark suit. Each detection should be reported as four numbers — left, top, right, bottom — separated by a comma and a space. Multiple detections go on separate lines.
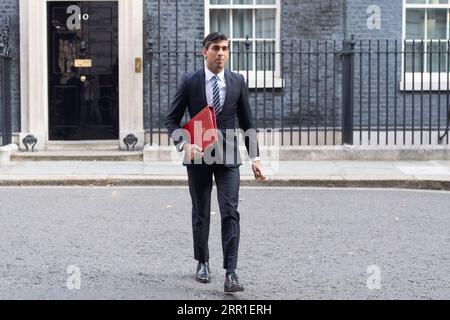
165, 32, 265, 293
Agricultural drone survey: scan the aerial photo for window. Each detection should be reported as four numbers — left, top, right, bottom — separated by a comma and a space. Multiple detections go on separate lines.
403, 0, 450, 89
205, 0, 282, 88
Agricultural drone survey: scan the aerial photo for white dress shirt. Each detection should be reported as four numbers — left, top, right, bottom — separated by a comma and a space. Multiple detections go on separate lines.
205, 67, 226, 109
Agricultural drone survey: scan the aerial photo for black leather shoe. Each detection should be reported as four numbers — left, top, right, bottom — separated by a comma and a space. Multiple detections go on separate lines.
224, 273, 244, 293
195, 262, 210, 283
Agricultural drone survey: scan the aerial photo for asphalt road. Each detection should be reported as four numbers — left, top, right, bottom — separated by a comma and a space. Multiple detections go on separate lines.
0, 186, 449, 300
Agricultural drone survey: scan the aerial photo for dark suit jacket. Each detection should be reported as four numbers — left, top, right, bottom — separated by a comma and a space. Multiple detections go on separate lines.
165, 68, 260, 167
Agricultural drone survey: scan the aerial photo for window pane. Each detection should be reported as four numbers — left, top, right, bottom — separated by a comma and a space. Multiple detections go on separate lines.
256, 0, 276, 4
231, 41, 253, 71
256, 41, 275, 71
406, 9, 425, 39
210, 0, 231, 4
427, 9, 447, 39
428, 0, 448, 4
210, 9, 230, 35
255, 9, 275, 38
233, 9, 253, 38
233, 0, 253, 4
427, 42, 447, 72
406, 0, 426, 3
405, 43, 424, 72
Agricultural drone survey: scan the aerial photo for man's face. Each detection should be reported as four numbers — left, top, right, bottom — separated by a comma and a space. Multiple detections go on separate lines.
202, 40, 230, 73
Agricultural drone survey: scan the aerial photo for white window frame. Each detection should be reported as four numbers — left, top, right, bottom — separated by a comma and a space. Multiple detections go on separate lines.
205, 0, 283, 88
402, 0, 450, 90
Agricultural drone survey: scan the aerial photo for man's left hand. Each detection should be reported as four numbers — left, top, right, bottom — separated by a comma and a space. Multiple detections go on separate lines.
252, 160, 266, 181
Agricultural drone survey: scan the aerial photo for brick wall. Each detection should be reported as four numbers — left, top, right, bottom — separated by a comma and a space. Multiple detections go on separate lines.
0, 0, 19, 133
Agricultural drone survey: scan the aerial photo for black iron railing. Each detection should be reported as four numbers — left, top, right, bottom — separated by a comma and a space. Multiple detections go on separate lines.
0, 17, 12, 147
144, 38, 450, 146
0, 54, 12, 147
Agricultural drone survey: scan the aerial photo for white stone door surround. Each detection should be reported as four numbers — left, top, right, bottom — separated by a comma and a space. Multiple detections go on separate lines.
19, 0, 144, 151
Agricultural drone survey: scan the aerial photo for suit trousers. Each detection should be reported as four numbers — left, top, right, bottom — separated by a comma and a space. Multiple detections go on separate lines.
187, 163, 241, 270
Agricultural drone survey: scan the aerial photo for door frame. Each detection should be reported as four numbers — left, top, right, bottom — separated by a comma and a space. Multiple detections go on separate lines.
19, 0, 144, 151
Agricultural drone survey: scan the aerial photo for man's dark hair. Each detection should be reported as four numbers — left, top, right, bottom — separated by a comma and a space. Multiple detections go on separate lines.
203, 32, 229, 49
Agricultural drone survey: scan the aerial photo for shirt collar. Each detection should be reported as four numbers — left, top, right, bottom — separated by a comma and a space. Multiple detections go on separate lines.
205, 67, 225, 84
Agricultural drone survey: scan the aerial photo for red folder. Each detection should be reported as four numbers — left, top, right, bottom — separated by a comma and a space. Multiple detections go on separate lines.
182, 106, 218, 150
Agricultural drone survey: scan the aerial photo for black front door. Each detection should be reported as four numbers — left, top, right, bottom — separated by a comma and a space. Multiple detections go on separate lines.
48, 1, 119, 141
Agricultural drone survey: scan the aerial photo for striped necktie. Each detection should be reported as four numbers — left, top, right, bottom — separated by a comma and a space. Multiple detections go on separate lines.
212, 75, 222, 115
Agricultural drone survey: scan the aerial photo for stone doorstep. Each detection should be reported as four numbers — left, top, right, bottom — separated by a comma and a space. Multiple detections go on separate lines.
44, 141, 122, 151
11, 149, 144, 162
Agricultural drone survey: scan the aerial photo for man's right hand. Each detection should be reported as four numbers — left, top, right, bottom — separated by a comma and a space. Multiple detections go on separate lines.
184, 143, 204, 162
